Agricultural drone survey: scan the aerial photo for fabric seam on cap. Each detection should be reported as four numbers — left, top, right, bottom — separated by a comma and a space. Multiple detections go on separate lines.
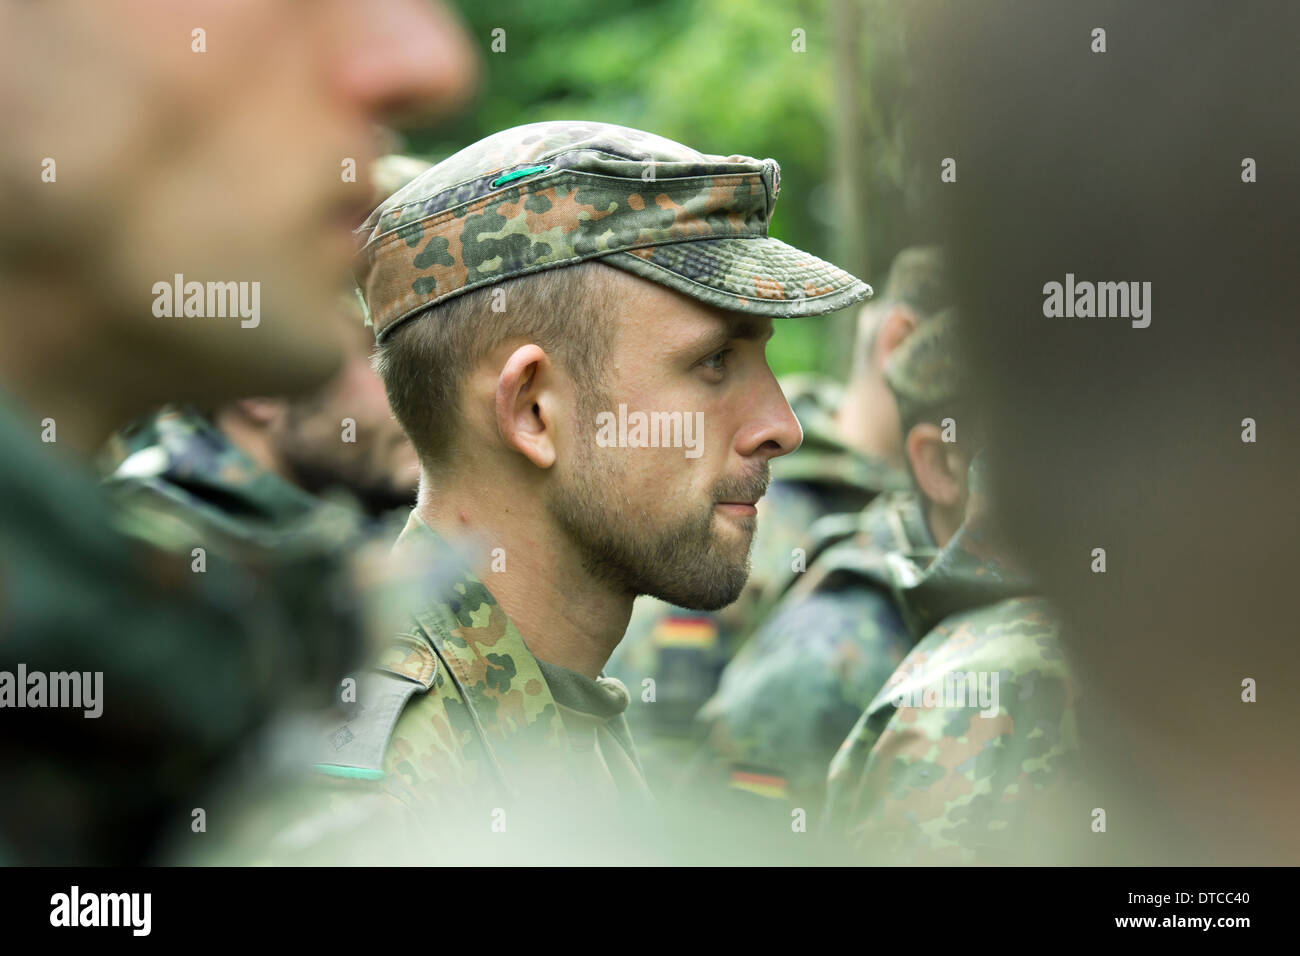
609, 246, 869, 302
374, 234, 751, 340
404, 145, 728, 208
361, 168, 766, 254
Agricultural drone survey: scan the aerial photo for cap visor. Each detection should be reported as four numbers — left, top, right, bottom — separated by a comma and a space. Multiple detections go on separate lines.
602, 236, 871, 318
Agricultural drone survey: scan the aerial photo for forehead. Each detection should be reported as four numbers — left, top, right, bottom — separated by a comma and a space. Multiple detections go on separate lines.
610, 272, 773, 345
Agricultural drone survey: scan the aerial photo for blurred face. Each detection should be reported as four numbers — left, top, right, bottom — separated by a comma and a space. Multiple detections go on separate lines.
275, 310, 419, 514
0, 0, 476, 400
547, 278, 802, 610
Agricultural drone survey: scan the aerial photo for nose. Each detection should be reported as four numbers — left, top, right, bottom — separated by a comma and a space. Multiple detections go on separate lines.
735, 366, 803, 462
332, 0, 479, 129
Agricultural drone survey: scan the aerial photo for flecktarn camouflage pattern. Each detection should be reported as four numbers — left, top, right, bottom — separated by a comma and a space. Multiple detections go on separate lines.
823, 468, 1080, 863
881, 246, 949, 319
697, 490, 932, 808
103, 405, 362, 555
245, 513, 654, 861
353, 121, 872, 340
883, 307, 963, 429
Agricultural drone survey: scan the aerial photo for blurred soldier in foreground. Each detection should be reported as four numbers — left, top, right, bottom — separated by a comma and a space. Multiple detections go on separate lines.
283, 121, 873, 863
105, 309, 415, 544
0, 0, 475, 864
699, 287, 962, 813
103, 157, 434, 554
823, 315, 1079, 863
606, 250, 949, 786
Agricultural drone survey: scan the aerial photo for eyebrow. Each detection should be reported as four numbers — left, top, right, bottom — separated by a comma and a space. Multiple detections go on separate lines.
669, 316, 775, 360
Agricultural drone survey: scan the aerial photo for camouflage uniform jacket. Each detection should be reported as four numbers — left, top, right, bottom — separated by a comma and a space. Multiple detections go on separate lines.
102, 405, 362, 556
0, 393, 361, 864
313, 513, 650, 831
695, 490, 932, 806
608, 374, 906, 742
824, 515, 1080, 863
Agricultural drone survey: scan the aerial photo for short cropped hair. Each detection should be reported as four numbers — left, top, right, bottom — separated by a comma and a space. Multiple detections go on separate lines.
373, 260, 619, 472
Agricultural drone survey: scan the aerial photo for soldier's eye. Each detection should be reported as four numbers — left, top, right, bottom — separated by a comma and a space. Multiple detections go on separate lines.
701, 348, 732, 372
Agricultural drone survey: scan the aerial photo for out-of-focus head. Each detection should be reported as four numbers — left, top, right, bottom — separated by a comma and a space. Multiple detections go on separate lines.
0, 0, 477, 403
359, 121, 872, 609
852, 246, 951, 382
841, 246, 951, 467
883, 309, 972, 545
266, 291, 419, 515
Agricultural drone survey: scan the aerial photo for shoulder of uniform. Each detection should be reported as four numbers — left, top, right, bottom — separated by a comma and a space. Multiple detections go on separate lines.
313, 631, 443, 781
927, 597, 1063, 672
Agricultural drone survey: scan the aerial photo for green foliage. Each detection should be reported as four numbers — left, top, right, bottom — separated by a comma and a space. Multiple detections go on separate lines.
408, 0, 910, 378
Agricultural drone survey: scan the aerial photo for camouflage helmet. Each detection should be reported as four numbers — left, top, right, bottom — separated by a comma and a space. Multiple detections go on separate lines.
352, 121, 873, 342
883, 307, 962, 430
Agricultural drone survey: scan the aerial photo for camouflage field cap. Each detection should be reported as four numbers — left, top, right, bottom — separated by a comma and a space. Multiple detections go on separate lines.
353, 121, 873, 342
883, 307, 961, 428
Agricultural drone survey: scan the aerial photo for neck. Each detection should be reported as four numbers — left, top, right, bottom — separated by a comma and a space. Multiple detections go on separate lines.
926, 500, 964, 550
416, 469, 632, 679
837, 374, 903, 471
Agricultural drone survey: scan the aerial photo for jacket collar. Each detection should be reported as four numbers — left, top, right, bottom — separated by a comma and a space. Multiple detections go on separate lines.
888, 506, 1034, 641
392, 514, 570, 784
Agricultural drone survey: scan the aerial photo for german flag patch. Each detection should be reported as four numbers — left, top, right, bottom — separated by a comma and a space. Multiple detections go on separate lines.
652, 616, 719, 649
728, 766, 788, 800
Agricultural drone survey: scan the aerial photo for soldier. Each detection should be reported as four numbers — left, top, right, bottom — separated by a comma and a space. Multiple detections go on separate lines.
102, 156, 435, 554
0, 0, 475, 863
607, 248, 947, 790
823, 447, 1080, 863
294, 120, 874, 859
909, 0, 1300, 865
696, 296, 963, 813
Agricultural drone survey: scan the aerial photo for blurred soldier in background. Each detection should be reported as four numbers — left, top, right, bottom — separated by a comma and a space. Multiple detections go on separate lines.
608, 249, 949, 788
824, 449, 1079, 864
906, 0, 1300, 864
698, 282, 962, 814
0, 0, 475, 863
821, 314, 1079, 862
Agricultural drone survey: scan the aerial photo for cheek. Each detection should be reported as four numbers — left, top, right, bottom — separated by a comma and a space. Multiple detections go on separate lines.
628, 448, 713, 509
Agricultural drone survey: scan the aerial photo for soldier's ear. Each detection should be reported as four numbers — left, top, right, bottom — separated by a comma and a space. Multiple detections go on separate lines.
873, 305, 918, 368
906, 422, 964, 509
494, 344, 557, 470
